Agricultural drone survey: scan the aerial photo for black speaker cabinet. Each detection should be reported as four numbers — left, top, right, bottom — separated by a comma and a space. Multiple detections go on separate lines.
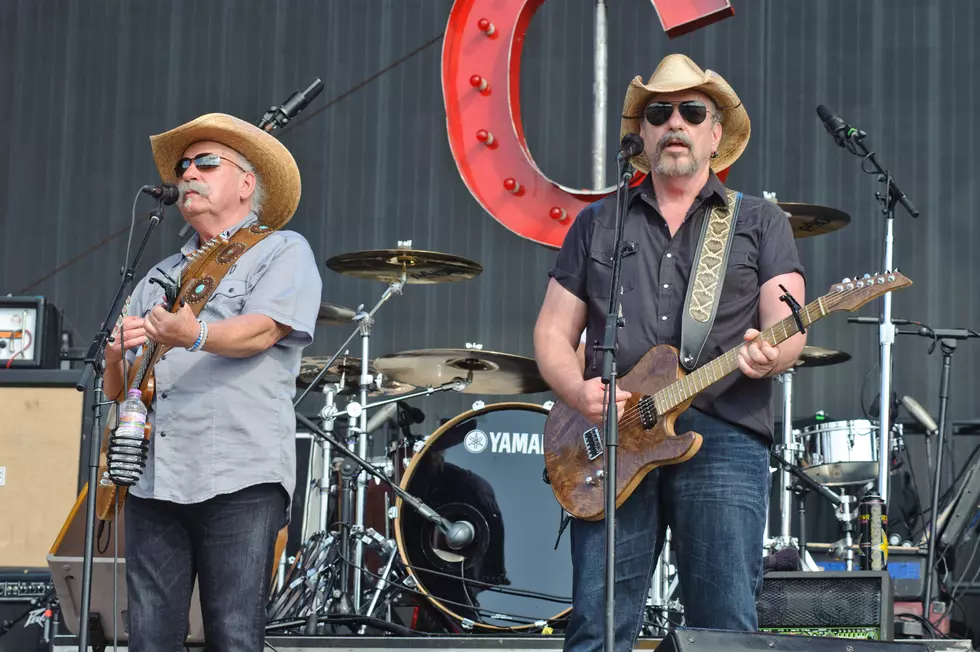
657, 627, 930, 652
758, 571, 894, 640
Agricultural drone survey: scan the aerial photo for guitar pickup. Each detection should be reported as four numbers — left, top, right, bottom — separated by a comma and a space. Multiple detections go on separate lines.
638, 397, 658, 430
583, 426, 603, 461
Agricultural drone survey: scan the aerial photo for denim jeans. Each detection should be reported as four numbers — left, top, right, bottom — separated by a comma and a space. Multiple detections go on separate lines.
562, 408, 771, 652
124, 483, 286, 652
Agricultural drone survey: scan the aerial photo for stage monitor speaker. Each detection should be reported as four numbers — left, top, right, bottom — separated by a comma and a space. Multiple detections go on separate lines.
758, 571, 894, 640
656, 627, 930, 652
0, 385, 84, 568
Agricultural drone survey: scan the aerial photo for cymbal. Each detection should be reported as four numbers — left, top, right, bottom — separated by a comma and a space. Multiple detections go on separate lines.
777, 202, 851, 238
374, 348, 549, 395
317, 301, 356, 326
794, 346, 851, 368
297, 355, 416, 398
325, 248, 483, 284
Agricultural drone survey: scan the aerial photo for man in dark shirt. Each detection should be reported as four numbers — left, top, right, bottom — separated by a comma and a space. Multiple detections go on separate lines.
534, 54, 806, 650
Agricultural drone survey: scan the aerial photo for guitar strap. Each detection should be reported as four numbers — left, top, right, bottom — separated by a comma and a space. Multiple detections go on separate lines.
140, 222, 278, 374
678, 188, 742, 371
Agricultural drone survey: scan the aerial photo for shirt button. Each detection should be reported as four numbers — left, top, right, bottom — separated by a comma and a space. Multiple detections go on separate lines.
666, 253, 673, 259
661, 316, 668, 321
160, 391, 168, 399
159, 431, 167, 437
663, 284, 669, 289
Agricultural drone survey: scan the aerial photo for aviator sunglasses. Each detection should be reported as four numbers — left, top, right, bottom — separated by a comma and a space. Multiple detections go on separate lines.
174, 153, 246, 179
644, 101, 708, 127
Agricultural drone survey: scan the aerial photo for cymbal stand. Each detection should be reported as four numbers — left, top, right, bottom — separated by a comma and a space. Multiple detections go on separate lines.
833, 489, 858, 571
774, 370, 798, 547
645, 527, 681, 636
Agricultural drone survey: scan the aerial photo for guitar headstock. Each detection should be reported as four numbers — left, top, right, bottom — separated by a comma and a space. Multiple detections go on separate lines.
823, 271, 912, 313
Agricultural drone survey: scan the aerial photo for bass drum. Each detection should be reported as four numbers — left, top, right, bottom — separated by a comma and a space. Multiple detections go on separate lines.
394, 402, 571, 631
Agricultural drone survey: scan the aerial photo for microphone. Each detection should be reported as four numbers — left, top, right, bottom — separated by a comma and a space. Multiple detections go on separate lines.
443, 519, 476, 550
901, 395, 939, 437
258, 78, 325, 132
141, 183, 180, 206
616, 133, 645, 161
397, 401, 426, 425
815, 105, 859, 147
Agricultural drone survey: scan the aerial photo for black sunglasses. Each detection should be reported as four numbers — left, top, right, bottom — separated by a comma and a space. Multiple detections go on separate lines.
174, 153, 245, 179
644, 101, 708, 127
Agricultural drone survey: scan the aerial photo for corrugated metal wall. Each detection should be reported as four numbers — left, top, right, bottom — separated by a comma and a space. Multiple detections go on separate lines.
2, 0, 979, 628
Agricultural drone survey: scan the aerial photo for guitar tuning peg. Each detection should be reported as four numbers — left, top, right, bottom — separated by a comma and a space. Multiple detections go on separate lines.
841, 277, 851, 283
863, 273, 871, 279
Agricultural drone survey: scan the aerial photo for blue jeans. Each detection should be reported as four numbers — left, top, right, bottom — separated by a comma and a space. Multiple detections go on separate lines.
124, 483, 286, 651
563, 408, 771, 652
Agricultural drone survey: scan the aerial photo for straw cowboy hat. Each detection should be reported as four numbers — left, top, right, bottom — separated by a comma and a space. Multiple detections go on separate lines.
620, 53, 750, 174
149, 113, 301, 230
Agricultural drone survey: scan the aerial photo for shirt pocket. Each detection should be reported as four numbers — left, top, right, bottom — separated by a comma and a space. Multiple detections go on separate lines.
205, 275, 248, 320
720, 247, 758, 303
587, 245, 637, 299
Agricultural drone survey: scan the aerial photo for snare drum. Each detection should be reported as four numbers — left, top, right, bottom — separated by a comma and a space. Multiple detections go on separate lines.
394, 402, 571, 630
796, 419, 879, 486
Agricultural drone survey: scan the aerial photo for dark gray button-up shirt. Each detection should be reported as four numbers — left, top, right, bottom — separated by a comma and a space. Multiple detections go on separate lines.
124, 213, 322, 520
550, 172, 804, 440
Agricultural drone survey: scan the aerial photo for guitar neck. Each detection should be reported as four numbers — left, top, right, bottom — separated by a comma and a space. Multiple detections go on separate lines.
650, 296, 828, 414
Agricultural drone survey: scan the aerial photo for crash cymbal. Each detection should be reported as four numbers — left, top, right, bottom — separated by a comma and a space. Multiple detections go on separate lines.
325, 248, 483, 284
317, 301, 356, 326
374, 348, 549, 395
794, 346, 851, 368
777, 202, 851, 238
297, 356, 416, 398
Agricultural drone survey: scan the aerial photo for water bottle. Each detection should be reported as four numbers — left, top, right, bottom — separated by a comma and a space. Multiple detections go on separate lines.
106, 389, 149, 486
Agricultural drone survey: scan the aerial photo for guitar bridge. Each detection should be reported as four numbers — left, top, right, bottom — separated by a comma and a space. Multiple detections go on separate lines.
583, 426, 603, 461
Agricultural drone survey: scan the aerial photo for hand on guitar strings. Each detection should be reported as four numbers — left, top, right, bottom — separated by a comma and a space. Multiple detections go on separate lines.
575, 376, 632, 426
105, 316, 148, 364
736, 328, 780, 379
144, 301, 200, 350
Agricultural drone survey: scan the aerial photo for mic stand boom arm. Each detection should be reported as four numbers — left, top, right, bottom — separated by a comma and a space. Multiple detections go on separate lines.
293, 412, 460, 541
73, 198, 168, 652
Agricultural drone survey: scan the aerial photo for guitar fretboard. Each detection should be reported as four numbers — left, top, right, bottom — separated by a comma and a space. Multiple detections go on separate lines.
642, 296, 827, 416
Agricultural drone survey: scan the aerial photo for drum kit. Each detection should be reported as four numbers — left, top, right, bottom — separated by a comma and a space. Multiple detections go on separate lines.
266, 199, 888, 637
266, 240, 572, 635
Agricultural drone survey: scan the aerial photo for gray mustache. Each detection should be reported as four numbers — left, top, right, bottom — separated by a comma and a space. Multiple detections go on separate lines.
658, 131, 693, 152
178, 179, 210, 197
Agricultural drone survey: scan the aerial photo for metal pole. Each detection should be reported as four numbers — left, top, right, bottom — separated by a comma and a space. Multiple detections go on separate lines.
592, 0, 608, 190
779, 370, 794, 541
877, 214, 895, 501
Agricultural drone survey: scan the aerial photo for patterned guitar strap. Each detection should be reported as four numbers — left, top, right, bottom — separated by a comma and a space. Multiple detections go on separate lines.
679, 188, 743, 371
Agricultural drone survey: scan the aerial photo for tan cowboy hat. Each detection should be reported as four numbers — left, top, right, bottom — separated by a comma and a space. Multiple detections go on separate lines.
149, 113, 301, 230
620, 53, 750, 174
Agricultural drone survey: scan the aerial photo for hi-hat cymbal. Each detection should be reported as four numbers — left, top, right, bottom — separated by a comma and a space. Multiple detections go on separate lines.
325, 248, 483, 284
374, 348, 549, 395
777, 202, 851, 238
297, 355, 416, 397
317, 301, 356, 326
794, 346, 851, 368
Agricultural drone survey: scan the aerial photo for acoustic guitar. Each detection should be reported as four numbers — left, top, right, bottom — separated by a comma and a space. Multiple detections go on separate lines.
542, 271, 912, 521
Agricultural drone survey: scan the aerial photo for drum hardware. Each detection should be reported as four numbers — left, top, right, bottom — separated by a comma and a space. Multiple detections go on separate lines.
317, 301, 357, 326
324, 241, 483, 284
645, 527, 682, 637
762, 192, 852, 240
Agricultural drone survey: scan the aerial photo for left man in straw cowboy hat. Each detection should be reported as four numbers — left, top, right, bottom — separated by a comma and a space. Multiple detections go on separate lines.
534, 54, 806, 649
104, 113, 322, 650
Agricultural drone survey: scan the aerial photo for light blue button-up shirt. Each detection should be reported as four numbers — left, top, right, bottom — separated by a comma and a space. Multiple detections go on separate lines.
124, 213, 322, 523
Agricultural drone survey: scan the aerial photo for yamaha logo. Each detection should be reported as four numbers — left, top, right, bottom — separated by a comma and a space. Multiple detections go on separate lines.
464, 429, 488, 453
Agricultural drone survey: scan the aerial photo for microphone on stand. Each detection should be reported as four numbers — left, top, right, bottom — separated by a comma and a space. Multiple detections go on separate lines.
258, 79, 325, 132
141, 183, 180, 205
617, 133, 645, 161
901, 395, 939, 437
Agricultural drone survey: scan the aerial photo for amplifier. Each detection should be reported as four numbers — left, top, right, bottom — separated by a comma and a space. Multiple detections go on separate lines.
757, 571, 893, 640
806, 544, 933, 601
0, 568, 51, 599
657, 627, 929, 652
0, 569, 56, 652
0, 297, 59, 369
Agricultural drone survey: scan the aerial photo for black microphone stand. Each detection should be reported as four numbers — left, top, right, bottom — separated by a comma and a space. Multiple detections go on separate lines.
891, 326, 980, 619
73, 198, 167, 652
596, 155, 633, 652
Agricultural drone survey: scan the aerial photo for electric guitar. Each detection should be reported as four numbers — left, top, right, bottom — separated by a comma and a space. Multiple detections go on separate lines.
542, 271, 912, 521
